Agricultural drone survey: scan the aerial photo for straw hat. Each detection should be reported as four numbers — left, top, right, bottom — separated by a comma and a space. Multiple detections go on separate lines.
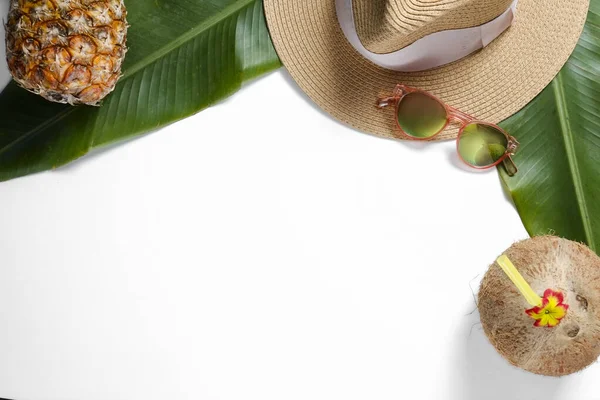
264, 0, 589, 140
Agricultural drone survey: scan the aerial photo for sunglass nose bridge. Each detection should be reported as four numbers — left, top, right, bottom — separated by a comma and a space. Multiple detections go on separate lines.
448, 107, 475, 124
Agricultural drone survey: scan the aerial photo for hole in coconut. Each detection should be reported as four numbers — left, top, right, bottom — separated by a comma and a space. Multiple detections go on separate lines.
566, 325, 580, 338
577, 294, 588, 311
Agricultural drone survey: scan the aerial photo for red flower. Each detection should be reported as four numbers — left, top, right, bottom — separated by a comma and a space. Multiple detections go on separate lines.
525, 289, 569, 328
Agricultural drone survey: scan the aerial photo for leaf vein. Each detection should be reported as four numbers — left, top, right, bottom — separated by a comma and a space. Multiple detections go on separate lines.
553, 72, 596, 251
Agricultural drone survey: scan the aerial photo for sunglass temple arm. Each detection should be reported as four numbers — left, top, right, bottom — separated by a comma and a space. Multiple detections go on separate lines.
501, 137, 519, 177
502, 156, 518, 177
376, 85, 406, 108
376, 95, 398, 108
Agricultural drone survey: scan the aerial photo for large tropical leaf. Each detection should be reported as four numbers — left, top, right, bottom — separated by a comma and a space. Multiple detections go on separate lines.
499, 1, 600, 252
0, 0, 281, 182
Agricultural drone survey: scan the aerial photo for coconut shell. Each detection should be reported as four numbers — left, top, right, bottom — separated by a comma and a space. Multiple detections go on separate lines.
479, 236, 600, 376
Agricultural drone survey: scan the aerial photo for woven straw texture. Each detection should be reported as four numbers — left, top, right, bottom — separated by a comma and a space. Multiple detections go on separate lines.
264, 0, 589, 141
353, 0, 513, 54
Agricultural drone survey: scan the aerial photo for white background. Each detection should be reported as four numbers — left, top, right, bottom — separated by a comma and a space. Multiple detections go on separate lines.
1, 8, 599, 400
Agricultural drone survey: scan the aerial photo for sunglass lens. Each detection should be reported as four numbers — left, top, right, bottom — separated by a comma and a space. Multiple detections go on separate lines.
458, 123, 508, 168
396, 92, 447, 138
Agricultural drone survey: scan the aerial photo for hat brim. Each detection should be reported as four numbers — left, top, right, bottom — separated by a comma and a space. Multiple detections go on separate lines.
264, 0, 589, 141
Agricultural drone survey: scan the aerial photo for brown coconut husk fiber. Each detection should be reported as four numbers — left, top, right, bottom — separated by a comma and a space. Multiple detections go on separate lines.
479, 236, 600, 376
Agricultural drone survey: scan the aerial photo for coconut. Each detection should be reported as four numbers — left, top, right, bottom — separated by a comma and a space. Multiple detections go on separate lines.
478, 236, 600, 376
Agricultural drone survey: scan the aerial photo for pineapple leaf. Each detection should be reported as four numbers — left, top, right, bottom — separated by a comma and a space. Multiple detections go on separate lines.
0, 0, 281, 182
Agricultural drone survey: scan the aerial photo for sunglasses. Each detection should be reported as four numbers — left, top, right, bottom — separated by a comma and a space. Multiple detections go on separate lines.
377, 84, 519, 176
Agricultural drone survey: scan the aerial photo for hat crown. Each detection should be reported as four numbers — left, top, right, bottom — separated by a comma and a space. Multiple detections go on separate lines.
352, 0, 515, 54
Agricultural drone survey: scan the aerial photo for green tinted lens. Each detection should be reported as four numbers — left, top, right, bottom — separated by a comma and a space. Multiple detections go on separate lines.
458, 123, 508, 167
396, 92, 447, 138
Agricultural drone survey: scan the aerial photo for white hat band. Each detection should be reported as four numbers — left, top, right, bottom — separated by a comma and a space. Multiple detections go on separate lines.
336, 0, 519, 72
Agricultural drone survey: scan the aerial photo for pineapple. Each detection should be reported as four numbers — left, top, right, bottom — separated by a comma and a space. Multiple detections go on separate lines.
5, 0, 128, 105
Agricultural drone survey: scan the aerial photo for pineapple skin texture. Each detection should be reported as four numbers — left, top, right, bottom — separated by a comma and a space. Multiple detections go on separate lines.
6, 0, 128, 106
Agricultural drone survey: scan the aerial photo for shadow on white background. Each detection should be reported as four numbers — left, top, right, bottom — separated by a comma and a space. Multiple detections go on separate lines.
450, 306, 576, 400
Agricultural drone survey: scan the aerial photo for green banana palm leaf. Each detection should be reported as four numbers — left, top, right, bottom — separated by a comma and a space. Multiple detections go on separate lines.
499, 1, 600, 252
0, 0, 281, 182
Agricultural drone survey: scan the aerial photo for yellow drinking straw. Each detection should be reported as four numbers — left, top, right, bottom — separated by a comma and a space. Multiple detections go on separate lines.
496, 255, 542, 307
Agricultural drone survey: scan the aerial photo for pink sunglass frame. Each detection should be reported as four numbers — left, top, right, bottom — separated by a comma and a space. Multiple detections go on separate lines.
377, 84, 519, 175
